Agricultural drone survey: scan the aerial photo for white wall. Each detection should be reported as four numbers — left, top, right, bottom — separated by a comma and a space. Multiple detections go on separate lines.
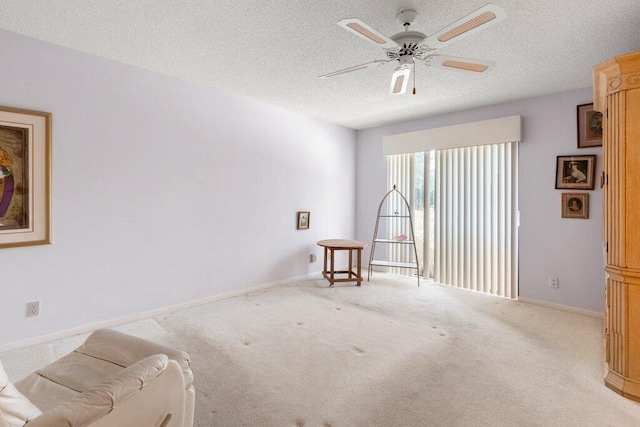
357, 88, 604, 313
0, 30, 356, 346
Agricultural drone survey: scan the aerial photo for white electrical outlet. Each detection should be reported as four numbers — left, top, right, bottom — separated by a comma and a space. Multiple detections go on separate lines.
549, 277, 559, 289
26, 301, 40, 317
310, 253, 317, 263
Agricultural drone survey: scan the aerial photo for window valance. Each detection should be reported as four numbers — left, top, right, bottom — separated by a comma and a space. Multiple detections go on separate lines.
383, 115, 522, 155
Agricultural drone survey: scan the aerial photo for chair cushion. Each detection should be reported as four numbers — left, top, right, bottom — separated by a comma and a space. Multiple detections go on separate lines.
14, 373, 79, 414
15, 343, 125, 412
0, 361, 42, 427
76, 329, 192, 381
35, 352, 123, 393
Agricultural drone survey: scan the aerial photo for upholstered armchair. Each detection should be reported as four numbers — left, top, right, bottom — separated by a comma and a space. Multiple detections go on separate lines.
1, 329, 195, 427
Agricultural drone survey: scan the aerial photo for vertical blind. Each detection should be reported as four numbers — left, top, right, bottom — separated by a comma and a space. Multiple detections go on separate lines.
433, 142, 518, 298
386, 153, 415, 276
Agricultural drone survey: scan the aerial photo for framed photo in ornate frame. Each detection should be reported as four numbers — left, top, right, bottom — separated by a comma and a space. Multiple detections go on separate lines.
577, 103, 603, 148
0, 106, 51, 249
555, 155, 596, 190
297, 211, 310, 230
562, 193, 589, 219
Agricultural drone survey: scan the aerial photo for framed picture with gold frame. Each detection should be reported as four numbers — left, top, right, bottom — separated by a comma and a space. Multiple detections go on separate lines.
0, 106, 51, 248
562, 193, 589, 219
297, 211, 310, 230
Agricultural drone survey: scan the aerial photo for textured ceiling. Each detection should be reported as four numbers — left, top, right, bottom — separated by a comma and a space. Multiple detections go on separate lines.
1, 1, 639, 130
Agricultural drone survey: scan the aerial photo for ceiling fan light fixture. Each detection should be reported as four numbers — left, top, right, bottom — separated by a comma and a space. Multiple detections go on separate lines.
390, 67, 411, 95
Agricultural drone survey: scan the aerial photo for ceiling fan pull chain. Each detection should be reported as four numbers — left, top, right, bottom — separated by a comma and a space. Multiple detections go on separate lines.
413, 64, 417, 95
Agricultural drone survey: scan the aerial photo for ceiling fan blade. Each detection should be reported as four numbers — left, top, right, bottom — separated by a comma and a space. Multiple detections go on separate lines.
426, 55, 495, 74
337, 18, 399, 49
423, 4, 506, 49
389, 67, 411, 95
319, 60, 390, 79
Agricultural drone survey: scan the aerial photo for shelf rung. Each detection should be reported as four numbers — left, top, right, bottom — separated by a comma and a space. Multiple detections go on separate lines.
374, 239, 415, 244
370, 260, 419, 269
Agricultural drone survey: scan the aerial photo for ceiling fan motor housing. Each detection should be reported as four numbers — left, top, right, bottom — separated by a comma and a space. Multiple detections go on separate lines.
388, 31, 428, 63
391, 31, 427, 51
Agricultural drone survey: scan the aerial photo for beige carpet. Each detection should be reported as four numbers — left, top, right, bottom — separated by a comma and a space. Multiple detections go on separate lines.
3, 274, 640, 426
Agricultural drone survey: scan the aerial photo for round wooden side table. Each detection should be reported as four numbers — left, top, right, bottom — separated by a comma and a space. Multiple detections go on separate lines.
317, 239, 367, 286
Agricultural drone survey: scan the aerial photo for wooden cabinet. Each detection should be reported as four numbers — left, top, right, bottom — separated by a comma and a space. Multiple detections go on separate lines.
593, 51, 640, 401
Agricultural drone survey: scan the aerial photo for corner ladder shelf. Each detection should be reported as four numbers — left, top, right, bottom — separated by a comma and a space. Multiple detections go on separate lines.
368, 186, 420, 286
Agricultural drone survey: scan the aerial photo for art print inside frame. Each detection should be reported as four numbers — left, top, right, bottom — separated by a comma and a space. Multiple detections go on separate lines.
562, 193, 589, 219
0, 125, 29, 230
297, 211, 310, 230
577, 103, 603, 148
555, 155, 596, 190
0, 106, 51, 249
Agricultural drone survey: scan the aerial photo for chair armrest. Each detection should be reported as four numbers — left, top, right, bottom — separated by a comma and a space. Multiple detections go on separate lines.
25, 354, 179, 427
75, 329, 193, 389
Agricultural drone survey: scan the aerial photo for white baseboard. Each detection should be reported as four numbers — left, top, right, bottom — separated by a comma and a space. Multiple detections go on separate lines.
518, 297, 604, 319
0, 272, 319, 353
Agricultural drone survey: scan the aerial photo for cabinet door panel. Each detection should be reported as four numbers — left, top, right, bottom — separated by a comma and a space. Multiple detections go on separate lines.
625, 89, 640, 269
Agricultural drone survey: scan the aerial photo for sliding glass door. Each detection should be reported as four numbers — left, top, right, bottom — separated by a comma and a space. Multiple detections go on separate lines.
390, 142, 518, 298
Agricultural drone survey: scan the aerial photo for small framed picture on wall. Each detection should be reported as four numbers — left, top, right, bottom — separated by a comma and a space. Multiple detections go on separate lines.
577, 103, 603, 148
555, 155, 596, 190
297, 211, 310, 229
562, 193, 589, 219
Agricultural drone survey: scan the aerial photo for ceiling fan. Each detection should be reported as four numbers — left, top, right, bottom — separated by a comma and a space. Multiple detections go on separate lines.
319, 4, 506, 95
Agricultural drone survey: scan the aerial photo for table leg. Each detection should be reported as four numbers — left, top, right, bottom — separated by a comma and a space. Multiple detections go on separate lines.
348, 249, 353, 279
323, 247, 328, 278
330, 248, 335, 286
356, 248, 362, 286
